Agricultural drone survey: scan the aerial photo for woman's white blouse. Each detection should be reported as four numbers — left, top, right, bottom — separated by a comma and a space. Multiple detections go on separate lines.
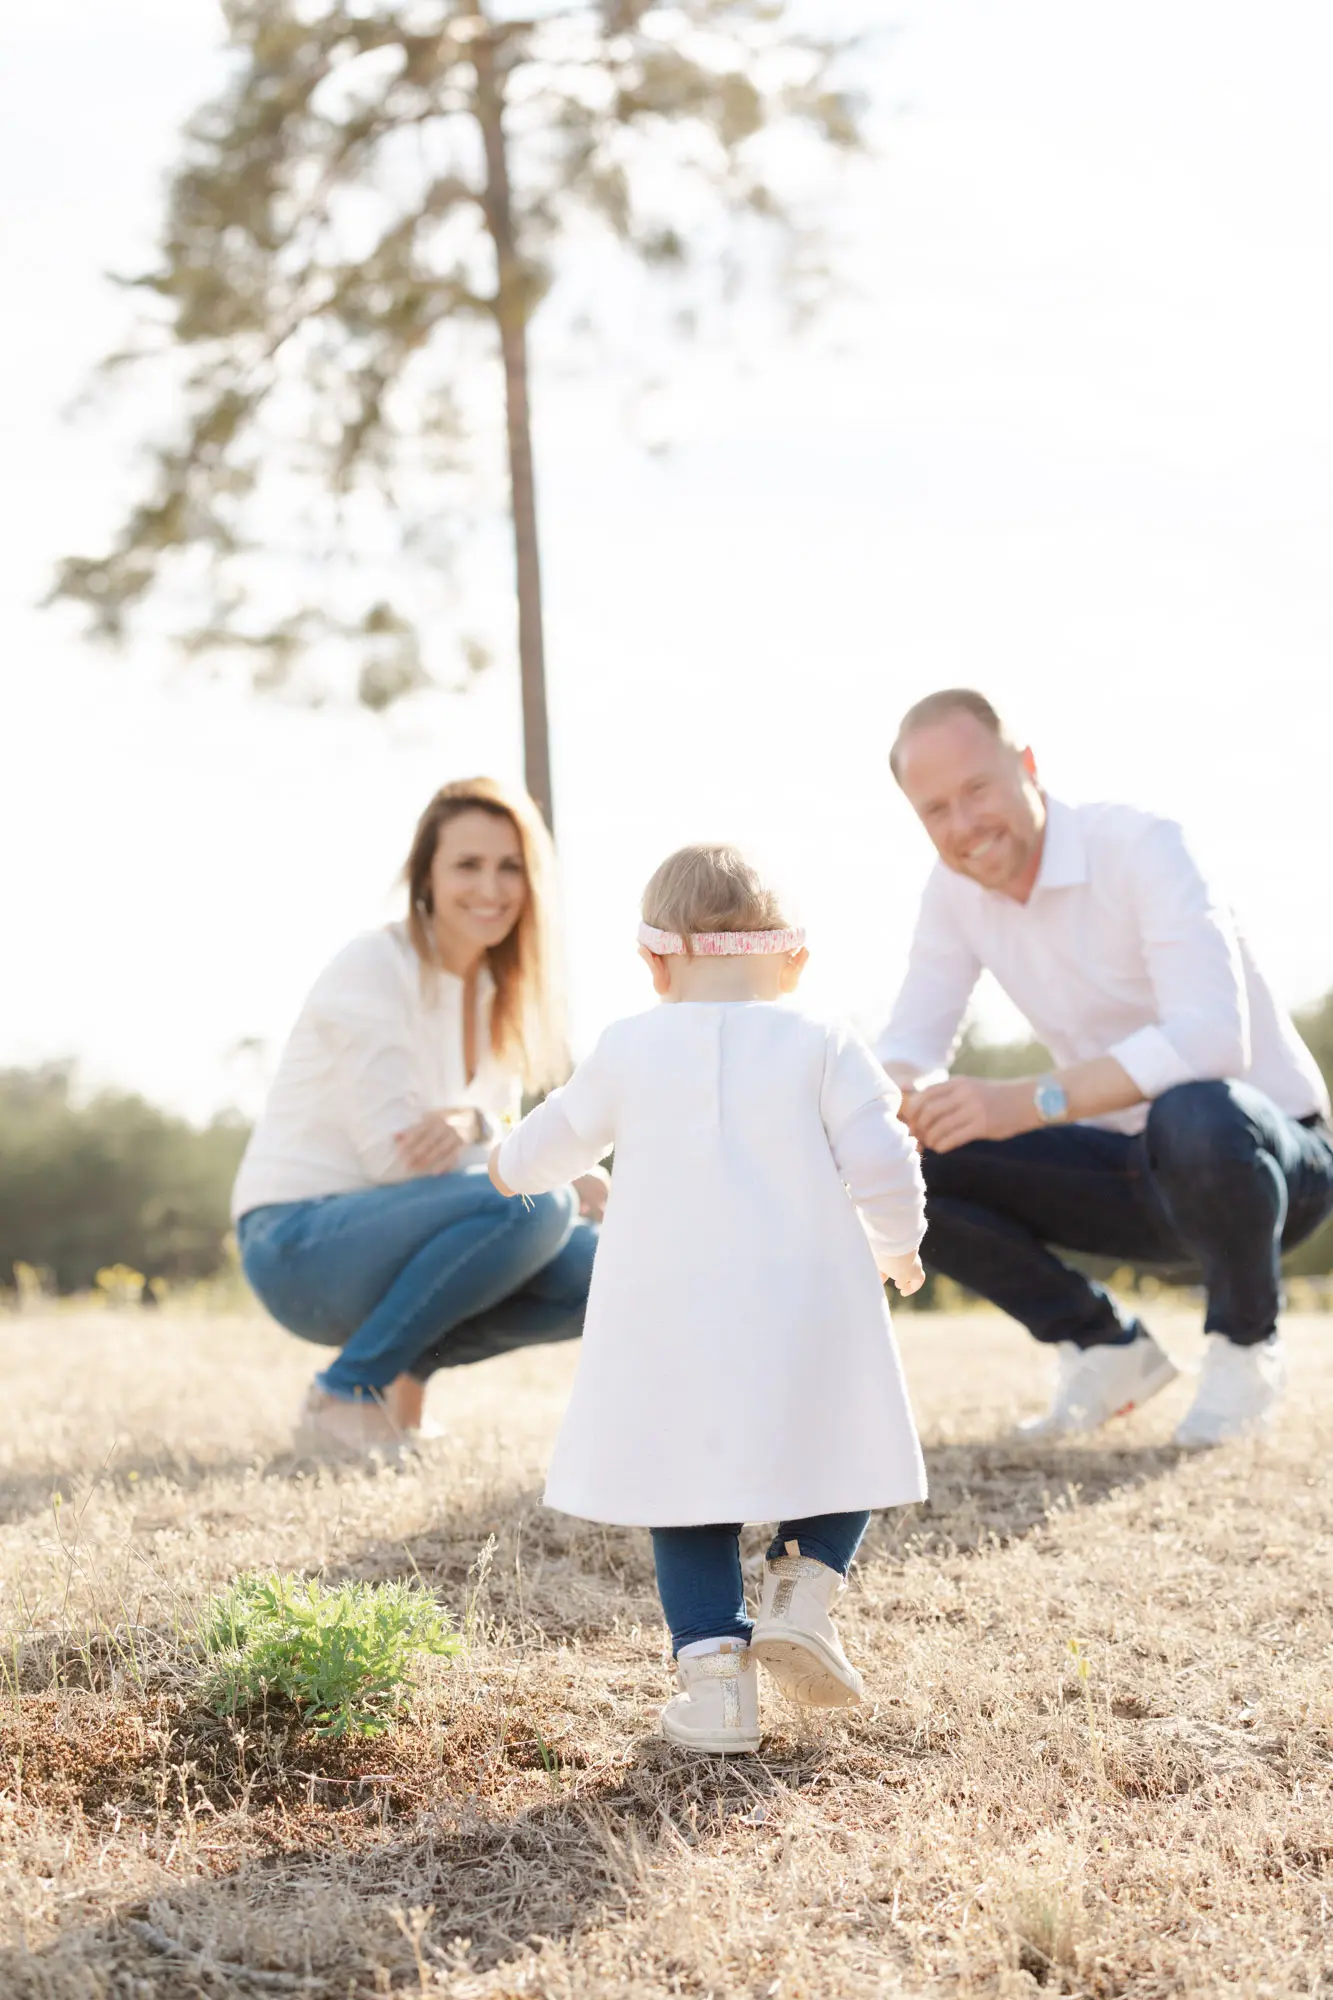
498, 1000, 928, 1528
232, 925, 520, 1220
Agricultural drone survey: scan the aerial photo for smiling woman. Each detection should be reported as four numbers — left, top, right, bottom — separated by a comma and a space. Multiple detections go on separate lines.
230, 777, 604, 1458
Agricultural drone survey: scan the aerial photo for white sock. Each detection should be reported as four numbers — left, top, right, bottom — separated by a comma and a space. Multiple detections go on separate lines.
677, 1636, 749, 1660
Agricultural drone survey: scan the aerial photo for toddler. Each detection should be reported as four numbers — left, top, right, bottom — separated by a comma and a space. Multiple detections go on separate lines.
489, 843, 927, 1752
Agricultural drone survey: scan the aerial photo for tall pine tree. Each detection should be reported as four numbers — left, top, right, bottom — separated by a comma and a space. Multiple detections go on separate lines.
53, 1, 863, 826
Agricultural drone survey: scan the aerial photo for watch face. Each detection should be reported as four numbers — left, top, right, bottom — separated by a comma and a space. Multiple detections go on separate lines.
1035, 1080, 1068, 1122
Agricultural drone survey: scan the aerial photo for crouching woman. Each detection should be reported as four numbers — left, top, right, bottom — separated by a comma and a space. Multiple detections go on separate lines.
231, 777, 603, 1456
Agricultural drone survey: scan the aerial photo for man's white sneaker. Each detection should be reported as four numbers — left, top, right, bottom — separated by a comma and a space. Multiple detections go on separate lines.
660, 1646, 760, 1753
751, 1550, 863, 1708
1173, 1333, 1286, 1448
1016, 1330, 1180, 1440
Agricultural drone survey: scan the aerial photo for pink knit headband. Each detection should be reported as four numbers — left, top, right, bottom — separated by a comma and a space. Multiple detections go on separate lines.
638, 921, 806, 957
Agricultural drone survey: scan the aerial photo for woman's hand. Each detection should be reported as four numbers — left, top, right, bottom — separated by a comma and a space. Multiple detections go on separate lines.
488, 1143, 517, 1197
395, 1109, 467, 1177
573, 1168, 610, 1222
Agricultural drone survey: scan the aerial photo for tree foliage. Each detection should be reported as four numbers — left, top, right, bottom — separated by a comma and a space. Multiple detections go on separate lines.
51, 1, 864, 715
0, 1064, 248, 1294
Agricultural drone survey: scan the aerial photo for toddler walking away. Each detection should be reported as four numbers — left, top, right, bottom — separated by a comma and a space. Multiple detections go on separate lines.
489, 844, 928, 1754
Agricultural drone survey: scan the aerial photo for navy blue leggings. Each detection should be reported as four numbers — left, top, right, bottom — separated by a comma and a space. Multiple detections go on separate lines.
651, 1511, 870, 1653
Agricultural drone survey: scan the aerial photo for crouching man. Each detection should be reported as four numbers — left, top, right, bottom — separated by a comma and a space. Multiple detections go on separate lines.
878, 688, 1333, 1446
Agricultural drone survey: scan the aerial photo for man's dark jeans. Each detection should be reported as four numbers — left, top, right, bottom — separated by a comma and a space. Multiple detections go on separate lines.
921, 1080, 1333, 1348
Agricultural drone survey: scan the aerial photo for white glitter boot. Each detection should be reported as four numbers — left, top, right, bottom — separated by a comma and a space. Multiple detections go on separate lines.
660, 1645, 760, 1753
751, 1548, 863, 1708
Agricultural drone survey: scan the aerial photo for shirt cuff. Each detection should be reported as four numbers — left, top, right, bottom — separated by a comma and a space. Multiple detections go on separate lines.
496, 1126, 527, 1190
1108, 1025, 1196, 1100
498, 1101, 591, 1195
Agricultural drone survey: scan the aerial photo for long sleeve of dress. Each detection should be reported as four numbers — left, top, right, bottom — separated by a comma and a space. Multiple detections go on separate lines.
820, 1026, 926, 1265
829, 1098, 926, 1263
497, 1029, 619, 1195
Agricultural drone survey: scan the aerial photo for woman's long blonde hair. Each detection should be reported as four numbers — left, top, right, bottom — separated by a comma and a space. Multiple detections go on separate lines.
403, 777, 566, 1092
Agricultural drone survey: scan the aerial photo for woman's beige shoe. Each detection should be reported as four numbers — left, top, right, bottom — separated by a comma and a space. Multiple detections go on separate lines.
292, 1383, 407, 1459
386, 1372, 429, 1433
660, 1647, 761, 1753
751, 1550, 863, 1708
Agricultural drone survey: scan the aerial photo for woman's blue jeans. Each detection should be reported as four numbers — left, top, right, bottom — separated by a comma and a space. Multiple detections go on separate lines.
236, 1167, 596, 1400
651, 1512, 871, 1653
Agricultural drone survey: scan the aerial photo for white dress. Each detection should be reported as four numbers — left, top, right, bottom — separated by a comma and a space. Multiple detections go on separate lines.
497, 1001, 928, 1528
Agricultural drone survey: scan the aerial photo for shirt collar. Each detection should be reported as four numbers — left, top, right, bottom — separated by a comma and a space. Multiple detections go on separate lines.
1031, 795, 1087, 892
397, 920, 496, 1000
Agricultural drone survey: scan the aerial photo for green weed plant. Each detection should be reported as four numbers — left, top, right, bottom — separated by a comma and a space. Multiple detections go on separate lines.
199, 1572, 461, 1737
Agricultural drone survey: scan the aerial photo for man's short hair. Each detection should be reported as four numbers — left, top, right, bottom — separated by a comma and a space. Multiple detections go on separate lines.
889, 688, 1017, 784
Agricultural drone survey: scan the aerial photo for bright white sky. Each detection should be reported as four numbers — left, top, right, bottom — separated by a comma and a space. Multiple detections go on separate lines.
3, 1, 1332, 1121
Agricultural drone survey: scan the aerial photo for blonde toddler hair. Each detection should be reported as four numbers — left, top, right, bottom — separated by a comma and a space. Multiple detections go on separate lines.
641, 843, 794, 955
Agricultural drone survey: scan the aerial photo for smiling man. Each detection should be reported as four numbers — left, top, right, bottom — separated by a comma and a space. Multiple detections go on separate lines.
877, 688, 1333, 1446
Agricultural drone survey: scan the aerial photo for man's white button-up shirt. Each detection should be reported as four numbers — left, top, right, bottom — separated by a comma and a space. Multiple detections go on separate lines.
876, 796, 1329, 1136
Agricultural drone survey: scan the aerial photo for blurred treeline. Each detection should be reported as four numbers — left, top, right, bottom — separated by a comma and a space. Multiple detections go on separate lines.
0, 1064, 247, 1296
2, 989, 1331, 1298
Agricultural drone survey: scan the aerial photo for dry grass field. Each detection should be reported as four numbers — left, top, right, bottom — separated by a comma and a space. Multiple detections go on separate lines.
0, 1305, 1330, 1998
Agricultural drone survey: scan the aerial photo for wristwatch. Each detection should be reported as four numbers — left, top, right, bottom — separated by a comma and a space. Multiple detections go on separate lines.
1033, 1075, 1070, 1125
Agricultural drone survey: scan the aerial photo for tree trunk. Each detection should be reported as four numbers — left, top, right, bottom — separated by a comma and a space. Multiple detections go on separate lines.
474, 30, 554, 831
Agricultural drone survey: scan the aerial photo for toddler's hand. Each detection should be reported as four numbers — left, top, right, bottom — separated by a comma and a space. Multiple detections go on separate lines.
488, 1143, 516, 1198
881, 1252, 925, 1296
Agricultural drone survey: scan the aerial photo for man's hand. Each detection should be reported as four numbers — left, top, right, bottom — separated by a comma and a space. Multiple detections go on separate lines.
908, 1076, 1034, 1154
395, 1109, 469, 1176
573, 1168, 610, 1222
488, 1142, 516, 1197
881, 1251, 926, 1295
904, 1054, 1144, 1153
